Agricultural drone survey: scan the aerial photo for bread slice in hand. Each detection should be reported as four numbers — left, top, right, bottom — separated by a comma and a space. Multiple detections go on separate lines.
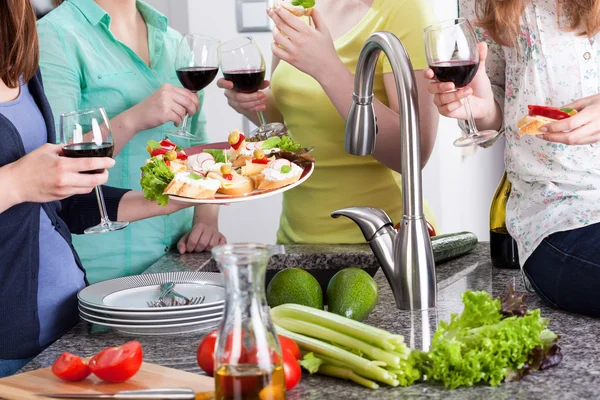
275, 0, 313, 16
517, 115, 557, 135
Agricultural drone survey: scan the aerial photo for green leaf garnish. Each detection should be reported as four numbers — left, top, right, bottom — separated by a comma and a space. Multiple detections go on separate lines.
292, 0, 315, 8
147, 140, 162, 150
299, 353, 324, 374
262, 137, 281, 150
204, 149, 226, 163
140, 157, 174, 206
188, 172, 203, 180
280, 165, 292, 174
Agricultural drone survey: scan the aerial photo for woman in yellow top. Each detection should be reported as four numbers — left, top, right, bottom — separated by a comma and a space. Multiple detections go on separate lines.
218, 0, 439, 244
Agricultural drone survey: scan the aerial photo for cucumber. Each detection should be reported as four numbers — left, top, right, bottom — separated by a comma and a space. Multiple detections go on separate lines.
431, 232, 478, 264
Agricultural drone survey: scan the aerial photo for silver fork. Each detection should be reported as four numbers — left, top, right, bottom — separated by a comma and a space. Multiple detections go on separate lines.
146, 282, 175, 308
154, 296, 205, 307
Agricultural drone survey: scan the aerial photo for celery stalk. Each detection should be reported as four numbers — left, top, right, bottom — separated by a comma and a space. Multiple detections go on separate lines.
271, 304, 404, 351
275, 318, 401, 368
318, 365, 380, 389
275, 325, 400, 386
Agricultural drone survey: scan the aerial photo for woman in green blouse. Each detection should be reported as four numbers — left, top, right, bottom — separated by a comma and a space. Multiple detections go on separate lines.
37, 0, 225, 283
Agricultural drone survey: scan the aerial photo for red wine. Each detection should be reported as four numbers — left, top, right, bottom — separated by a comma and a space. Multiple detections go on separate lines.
176, 67, 219, 92
223, 69, 266, 93
63, 142, 114, 174
430, 61, 479, 88
490, 228, 520, 269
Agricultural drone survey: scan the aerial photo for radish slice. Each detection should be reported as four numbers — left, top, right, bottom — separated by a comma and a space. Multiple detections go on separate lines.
245, 143, 256, 151
189, 152, 214, 168
271, 158, 292, 171
200, 159, 216, 171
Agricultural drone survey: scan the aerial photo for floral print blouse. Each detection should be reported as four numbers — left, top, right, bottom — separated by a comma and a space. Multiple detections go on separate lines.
460, 0, 600, 265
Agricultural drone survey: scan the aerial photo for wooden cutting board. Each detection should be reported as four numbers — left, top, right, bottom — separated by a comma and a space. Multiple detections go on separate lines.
0, 362, 214, 400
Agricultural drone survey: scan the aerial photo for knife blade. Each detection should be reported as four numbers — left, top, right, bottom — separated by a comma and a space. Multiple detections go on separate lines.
36, 387, 215, 400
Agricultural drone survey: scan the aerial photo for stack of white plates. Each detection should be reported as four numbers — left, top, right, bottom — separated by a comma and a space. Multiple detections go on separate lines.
77, 272, 225, 335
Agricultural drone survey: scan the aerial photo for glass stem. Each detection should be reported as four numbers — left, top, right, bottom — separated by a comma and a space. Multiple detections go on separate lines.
179, 113, 190, 133
462, 96, 479, 137
94, 186, 111, 226
256, 111, 267, 131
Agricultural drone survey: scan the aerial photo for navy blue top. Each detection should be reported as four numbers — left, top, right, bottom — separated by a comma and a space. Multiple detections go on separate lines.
0, 70, 129, 359
0, 80, 85, 349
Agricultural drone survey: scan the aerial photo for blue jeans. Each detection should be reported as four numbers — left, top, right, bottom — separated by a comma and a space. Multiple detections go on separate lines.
0, 357, 34, 378
524, 223, 600, 317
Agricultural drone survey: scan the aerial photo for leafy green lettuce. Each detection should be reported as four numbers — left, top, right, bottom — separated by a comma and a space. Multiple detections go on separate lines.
426, 289, 552, 389
292, 0, 315, 7
140, 157, 174, 206
203, 149, 226, 163
262, 136, 302, 152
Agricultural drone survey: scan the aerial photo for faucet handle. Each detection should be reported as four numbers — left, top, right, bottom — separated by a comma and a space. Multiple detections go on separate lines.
331, 207, 394, 241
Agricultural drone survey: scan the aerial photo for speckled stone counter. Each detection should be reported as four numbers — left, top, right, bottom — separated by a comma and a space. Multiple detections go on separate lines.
19, 243, 600, 399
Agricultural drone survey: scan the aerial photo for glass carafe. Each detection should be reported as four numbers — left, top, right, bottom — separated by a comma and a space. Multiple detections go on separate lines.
212, 244, 285, 400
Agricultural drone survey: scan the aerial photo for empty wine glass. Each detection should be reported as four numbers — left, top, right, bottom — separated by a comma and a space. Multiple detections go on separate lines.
60, 107, 129, 234
424, 18, 499, 147
167, 34, 221, 139
220, 37, 287, 139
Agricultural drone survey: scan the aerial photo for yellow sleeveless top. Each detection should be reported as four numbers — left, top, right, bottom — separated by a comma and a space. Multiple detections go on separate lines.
271, 0, 437, 244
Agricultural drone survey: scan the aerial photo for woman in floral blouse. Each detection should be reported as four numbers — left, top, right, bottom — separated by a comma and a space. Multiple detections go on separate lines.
428, 0, 600, 317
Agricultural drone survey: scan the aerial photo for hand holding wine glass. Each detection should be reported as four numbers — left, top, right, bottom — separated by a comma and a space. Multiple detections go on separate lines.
60, 107, 129, 234
167, 34, 220, 139
219, 37, 286, 139
424, 18, 499, 147
5, 143, 113, 206
425, 42, 497, 121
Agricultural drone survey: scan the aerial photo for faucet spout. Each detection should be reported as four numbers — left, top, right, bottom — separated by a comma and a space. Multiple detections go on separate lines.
342, 32, 437, 310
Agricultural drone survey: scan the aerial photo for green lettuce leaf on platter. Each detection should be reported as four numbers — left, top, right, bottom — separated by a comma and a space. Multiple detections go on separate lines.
140, 157, 174, 206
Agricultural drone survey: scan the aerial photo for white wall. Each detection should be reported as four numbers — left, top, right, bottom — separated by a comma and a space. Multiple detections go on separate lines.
150, 0, 505, 244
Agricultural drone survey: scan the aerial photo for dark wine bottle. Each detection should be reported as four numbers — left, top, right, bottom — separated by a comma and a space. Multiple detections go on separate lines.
489, 172, 520, 268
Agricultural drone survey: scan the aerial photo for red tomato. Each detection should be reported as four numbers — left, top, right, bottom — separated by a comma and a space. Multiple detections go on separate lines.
282, 349, 301, 390
176, 152, 188, 160
197, 330, 248, 376
278, 336, 301, 360
89, 341, 143, 383
51, 352, 91, 382
197, 330, 218, 376
394, 221, 436, 237
251, 158, 269, 164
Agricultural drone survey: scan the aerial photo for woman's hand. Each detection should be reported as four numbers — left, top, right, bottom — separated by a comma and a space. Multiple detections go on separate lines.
425, 42, 496, 121
267, 7, 341, 84
177, 222, 226, 254
9, 143, 114, 205
216, 78, 270, 114
538, 95, 600, 145
125, 84, 200, 131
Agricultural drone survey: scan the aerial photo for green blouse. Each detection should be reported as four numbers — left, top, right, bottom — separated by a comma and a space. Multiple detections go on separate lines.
37, 0, 208, 283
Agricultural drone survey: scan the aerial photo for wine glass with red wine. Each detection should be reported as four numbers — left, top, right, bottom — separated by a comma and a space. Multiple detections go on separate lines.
219, 37, 286, 139
60, 107, 129, 234
424, 18, 499, 147
167, 34, 221, 139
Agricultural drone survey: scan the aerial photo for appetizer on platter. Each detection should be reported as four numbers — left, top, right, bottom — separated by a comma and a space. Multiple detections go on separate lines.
517, 105, 577, 135
141, 131, 315, 205
274, 0, 315, 16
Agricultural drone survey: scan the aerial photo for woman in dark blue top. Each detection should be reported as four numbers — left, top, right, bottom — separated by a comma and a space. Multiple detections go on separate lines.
0, 0, 193, 377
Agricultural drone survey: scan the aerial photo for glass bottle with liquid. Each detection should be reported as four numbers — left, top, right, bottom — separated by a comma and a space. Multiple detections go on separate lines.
489, 172, 520, 268
212, 244, 285, 400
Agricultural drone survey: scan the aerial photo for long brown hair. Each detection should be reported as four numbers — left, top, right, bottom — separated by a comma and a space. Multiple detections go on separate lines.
0, 0, 39, 88
476, 0, 600, 47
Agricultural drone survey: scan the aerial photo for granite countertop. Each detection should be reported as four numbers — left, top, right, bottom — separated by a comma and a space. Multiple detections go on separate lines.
20, 243, 600, 399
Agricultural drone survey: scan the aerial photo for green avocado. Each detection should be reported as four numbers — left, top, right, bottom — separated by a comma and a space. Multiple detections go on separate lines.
267, 268, 323, 309
326, 268, 378, 321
